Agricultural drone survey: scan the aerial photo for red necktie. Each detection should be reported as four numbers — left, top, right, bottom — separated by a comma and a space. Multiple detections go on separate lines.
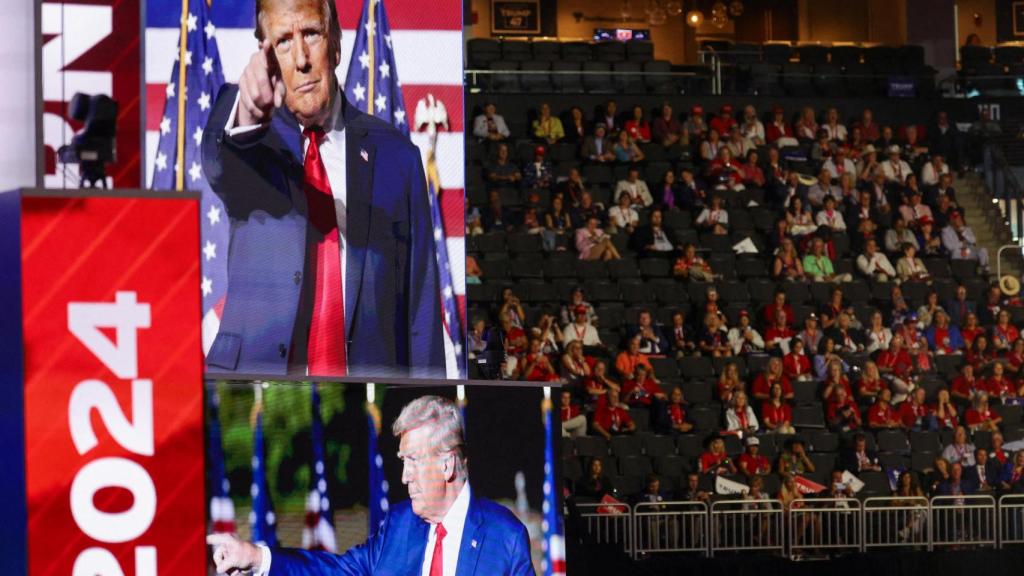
429, 523, 447, 576
303, 127, 347, 376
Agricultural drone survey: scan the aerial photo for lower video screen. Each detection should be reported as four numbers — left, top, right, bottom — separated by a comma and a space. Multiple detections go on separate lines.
207, 380, 562, 574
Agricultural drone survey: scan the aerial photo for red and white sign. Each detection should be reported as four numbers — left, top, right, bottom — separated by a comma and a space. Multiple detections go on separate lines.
20, 195, 204, 574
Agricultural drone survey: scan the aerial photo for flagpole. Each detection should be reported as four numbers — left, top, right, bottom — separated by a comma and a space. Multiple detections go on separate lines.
365, 0, 376, 115
175, 0, 188, 190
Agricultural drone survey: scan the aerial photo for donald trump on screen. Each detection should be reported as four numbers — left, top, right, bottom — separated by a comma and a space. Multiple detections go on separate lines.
207, 395, 535, 575
201, 0, 445, 379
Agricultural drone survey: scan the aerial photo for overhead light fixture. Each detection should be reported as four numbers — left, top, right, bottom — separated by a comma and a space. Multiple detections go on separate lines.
686, 9, 704, 27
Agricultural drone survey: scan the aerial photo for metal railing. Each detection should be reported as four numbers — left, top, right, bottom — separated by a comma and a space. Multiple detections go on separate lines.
633, 501, 708, 556
862, 496, 930, 550
930, 494, 998, 549
998, 494, 1024, 546
709, 499, 785, 557
574, 495, 1024, 559
577, 501, 634, 556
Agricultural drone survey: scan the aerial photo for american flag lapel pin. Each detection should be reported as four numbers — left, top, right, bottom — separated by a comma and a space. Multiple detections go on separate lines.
360, 149, 369, 162
471, 539, 477, 548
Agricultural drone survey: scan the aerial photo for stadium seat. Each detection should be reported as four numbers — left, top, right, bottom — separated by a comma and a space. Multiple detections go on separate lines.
608, 258, 641, 280
858, 471, 892, 496
654, 455, 689, 476
467, 38, 502, 69
681, 379, 713, 405
519, 60, 552, 92
762, 43, 793, 65
676, 434, 704, 460
995, 404, 1023, 426
500, 40, 532, 62
830, 45, 862, 66
910, 451, 936, 473
722, 435, 743, 457
650, 357, 680, 380
643, 60, 675, 94
610, 435, 643, 457
782, 63, 814, 96
610, 474, 644, 496
806, 430, 839, 453
792, 405, 826, 428
576, 261, 609, 281
960, 45, 992, 67
792, 379, 819, 405
810, 452, 837, 474
562, 457, 583, 484
619, 454, 654, 477
877, 452, 909, 471
594, 41, 626, 62
645, 435, 677, 457
582, 62, 615, 93
626, 41, 654, 62
575, 436, 609, 457
488, 60, 520, 92
631, 408, 651, 431
531, 40, 560, 61
679, 356, 715, 379
876, 430, 910, 453
688, 408, 721, 432
551, 61, 584, 93
910, 430, 941, 453
994, 45, 1024, 65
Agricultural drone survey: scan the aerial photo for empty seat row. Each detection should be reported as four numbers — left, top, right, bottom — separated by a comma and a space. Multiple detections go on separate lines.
468, 39, 655, 68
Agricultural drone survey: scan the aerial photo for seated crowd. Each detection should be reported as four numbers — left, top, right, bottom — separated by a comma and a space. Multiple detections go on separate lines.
465, 97, 1023, 502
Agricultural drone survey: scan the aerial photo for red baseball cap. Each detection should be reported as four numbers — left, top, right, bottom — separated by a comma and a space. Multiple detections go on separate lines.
739, 310, 749, 318
534, 145, 546, 156
721, 104, 734, 114
574, 305, 587, 315
691, 105, 703, 115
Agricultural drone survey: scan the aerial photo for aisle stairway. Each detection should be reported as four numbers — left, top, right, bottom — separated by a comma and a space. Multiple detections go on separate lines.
954, 171, 1024, 282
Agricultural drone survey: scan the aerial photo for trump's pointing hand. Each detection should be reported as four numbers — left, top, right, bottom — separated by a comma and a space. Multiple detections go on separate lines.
237, 39, 286, 127
207, 533, 263, 575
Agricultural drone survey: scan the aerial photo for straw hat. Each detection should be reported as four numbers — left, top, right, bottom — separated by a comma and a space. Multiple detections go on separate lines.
1000, 275, 1020, 297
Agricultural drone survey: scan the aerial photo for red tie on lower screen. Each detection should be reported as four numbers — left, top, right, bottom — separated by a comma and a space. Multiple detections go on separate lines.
302, 127, 347, 376
429, 523, 447, 576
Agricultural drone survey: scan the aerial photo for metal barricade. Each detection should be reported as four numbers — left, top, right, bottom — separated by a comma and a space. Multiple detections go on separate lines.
930, 495, 997, 549
632, 501, 709, 558
787, 497, 861, 557
709, 499, 785, 557
998, 494, 1024, 547
862, 497, 930, 551
577, 502, 633, 556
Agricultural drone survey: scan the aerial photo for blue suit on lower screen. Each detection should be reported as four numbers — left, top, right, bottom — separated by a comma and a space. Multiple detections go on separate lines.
268, 497, 535, 576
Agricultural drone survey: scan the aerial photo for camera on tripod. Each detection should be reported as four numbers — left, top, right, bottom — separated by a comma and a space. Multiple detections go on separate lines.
57, 93, 118, 189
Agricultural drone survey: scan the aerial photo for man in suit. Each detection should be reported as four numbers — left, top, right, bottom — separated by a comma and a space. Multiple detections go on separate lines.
965, 448, 1003, 493
201, 0, 444, 378
581, 123, 615, 163
946, 284, 976, 328
208, 395, 534, 575
839, 433, 881, 474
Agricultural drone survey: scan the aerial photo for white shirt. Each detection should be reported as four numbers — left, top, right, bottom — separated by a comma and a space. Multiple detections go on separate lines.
226, 91, 349, 364
254, 482, 473, 576
420, 482, 472, 576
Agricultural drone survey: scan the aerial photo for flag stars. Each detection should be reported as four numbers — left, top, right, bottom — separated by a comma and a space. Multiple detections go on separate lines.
186, 12, 197, 32
358, 50, 370, 70
155, 151, 168, 171
203, 241, 217, 261
384, 34, 392, 48
364, 20, 376, 38
189, 161, 202, 182
352, 82, 366, 102
193, 125, 204, 146
202, 56, 213, 75
378, 61, 390, 79
207, 204, 221, 225
375, 93, 387, 112
166, 82, 175, 99
198, 91, 211, 111
184, 50, 193, 66
393, 108, 405, 125
204, 20, 216, 39
201, 276, 213, 297
160, 116, 171, 135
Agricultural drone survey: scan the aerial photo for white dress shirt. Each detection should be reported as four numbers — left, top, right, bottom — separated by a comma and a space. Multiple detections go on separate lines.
421, 482, 472, 576
225, 91, 349, 366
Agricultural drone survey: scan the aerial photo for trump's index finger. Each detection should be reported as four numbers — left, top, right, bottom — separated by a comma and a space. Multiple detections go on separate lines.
206, 533, 236, 547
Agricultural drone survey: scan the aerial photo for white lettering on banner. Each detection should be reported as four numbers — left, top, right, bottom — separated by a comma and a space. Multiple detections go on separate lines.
72, 546, 157, 576
67, 291, 155, 574
41, 2, 113, 188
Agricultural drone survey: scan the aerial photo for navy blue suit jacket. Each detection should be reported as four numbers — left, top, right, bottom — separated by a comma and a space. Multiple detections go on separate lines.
269, 496, 534, 576
201, 84, 445, 378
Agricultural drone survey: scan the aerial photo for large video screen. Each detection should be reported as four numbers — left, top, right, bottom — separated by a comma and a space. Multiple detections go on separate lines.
207, 381, 562, 574
143, 0, 466, 380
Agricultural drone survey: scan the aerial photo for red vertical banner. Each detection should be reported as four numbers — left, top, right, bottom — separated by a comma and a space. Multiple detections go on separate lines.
20, 194, 204, 574
42, 0, 141, 188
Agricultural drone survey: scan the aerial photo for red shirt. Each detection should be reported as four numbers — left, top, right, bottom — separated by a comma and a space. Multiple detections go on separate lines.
966, 349, 994, 370
622, 377, 661, 406
824, 377, 854, 401
700, 451, 730, 473
524, 353, 558, 381
752, 373, 793, 398
858, 376, 885, 398
994, 324, 1019, 347
965, 407, 998, 428
668, 403, 687, 427
624, 120, 651, 142
764, 304, 795, 328
594, 398, 633, 433
561, 404, 581, 421
761, 400, 792, 428
992, 449, 1009, 466
961, 327, 984, 347
766, 121, 793, 142
765, 326, 795, 345
951, 375, 979, 398
827, 398, 861, 428
876, 349, 913, 378
898, 401, 931, 428
739, 453, 771, 475
783, 353, 811, 379
718, 379, 742, 402
868, 402, 897, 428
931, 403, 960, 429
983, 376, 1016, 398
933, 327, 954, 354
710, 116, 737, 135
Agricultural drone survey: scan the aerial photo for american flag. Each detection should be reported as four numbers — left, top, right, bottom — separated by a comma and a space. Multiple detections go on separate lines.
302, 384, 337, 551
541, 390, 566, 576
250, 395, 278, 547
145, 0, 467, 369
366, 396, 390, 533
206, 384, 236, 535
148, 0, 228, 355
344, 0, 465, 377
